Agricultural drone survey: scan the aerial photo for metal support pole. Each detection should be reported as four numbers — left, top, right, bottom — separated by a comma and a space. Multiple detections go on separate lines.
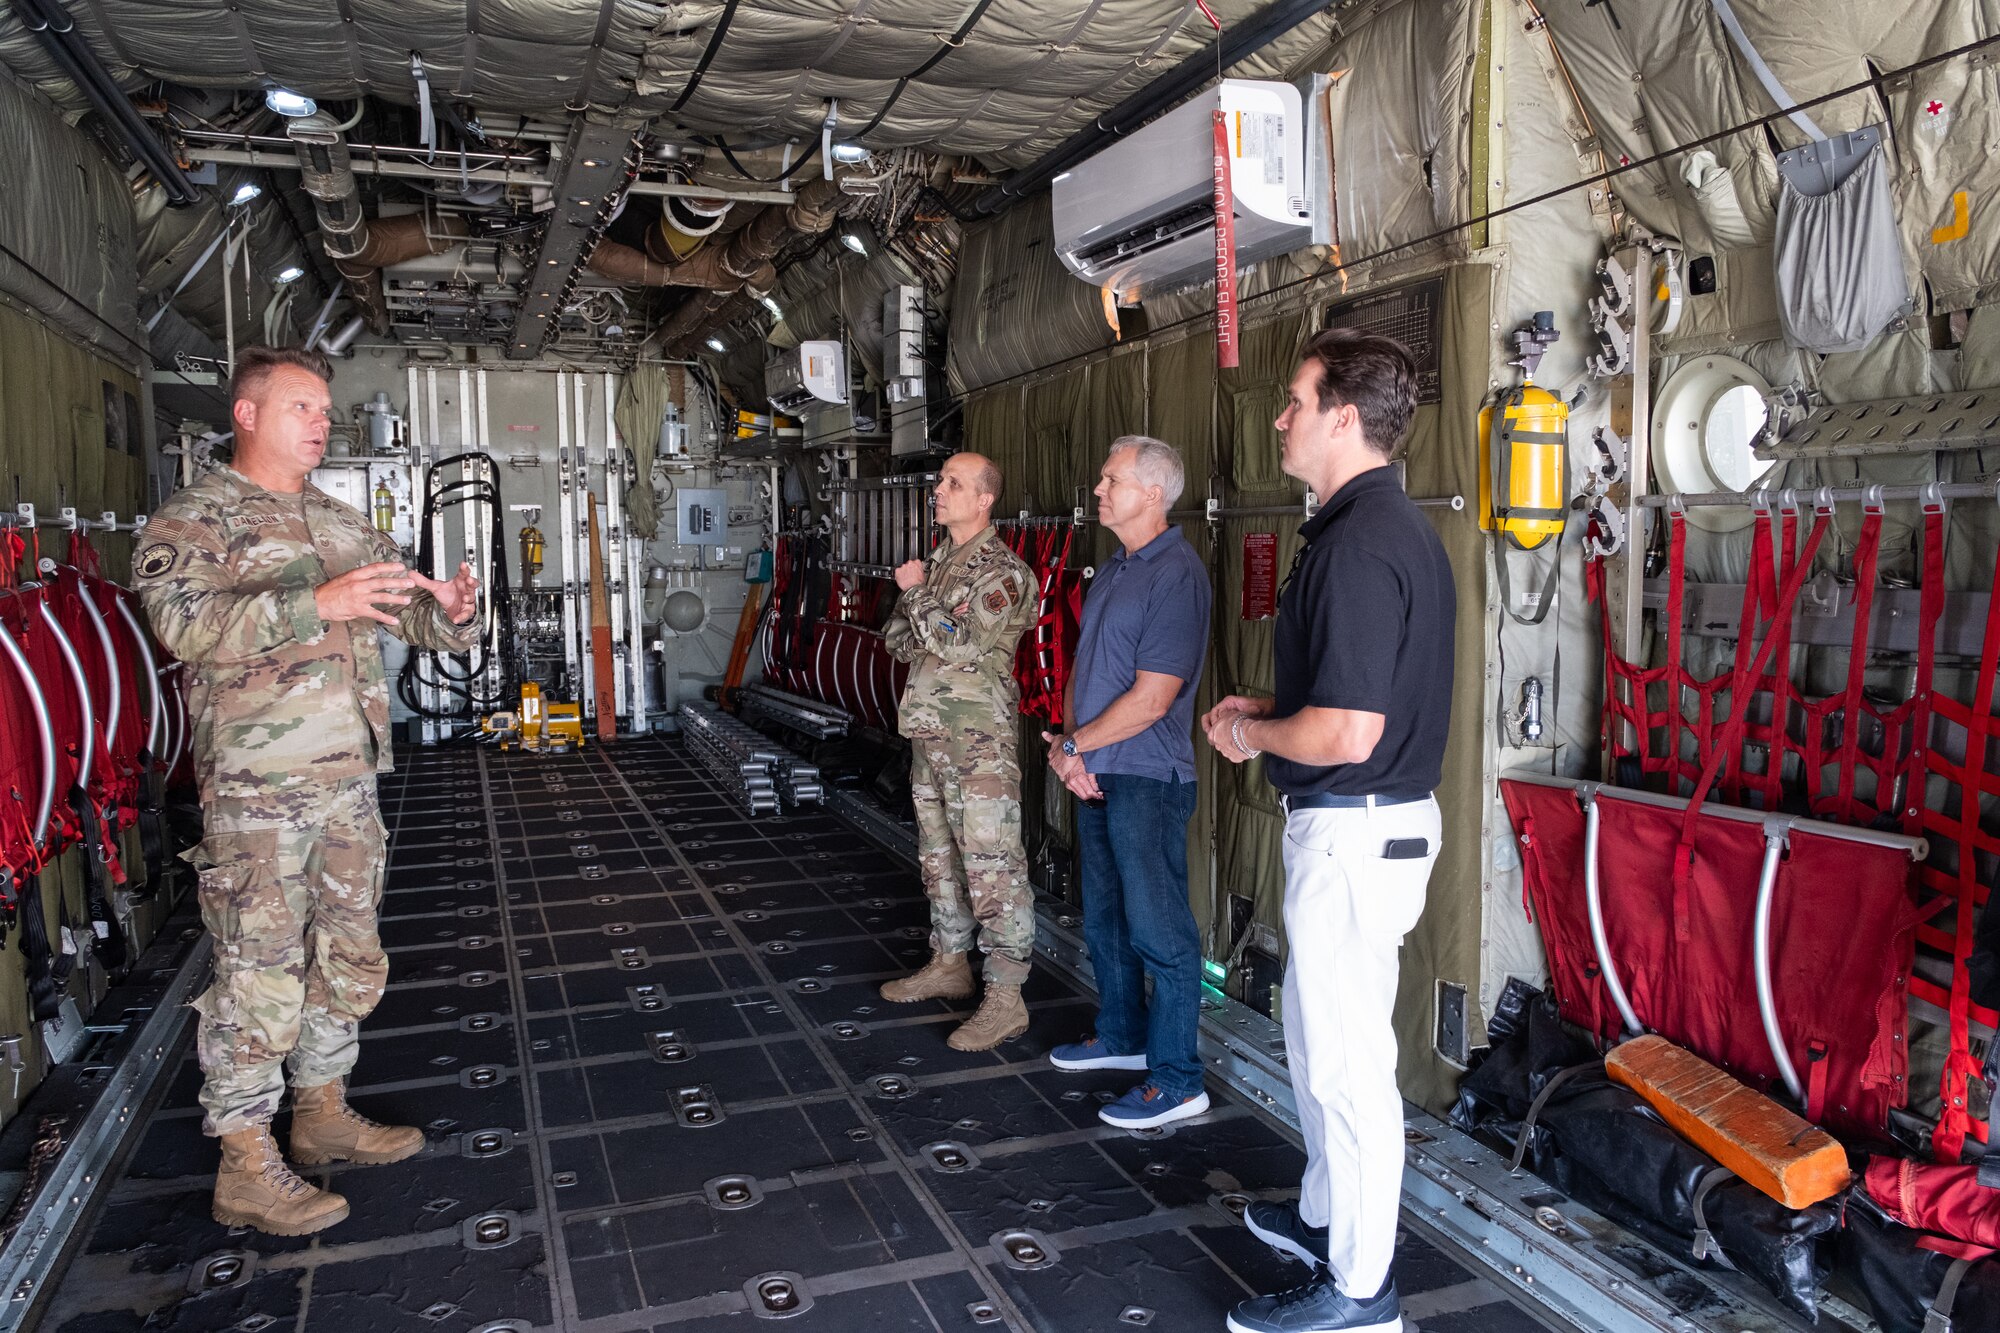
1604, 244, 1653, 769
1751, 824, 1802, 1102
556, 372, 581, 701
1581, 791, 1644, 1035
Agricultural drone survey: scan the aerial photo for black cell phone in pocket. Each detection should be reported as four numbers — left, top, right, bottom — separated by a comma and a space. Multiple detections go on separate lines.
1382, 837, 1430, 860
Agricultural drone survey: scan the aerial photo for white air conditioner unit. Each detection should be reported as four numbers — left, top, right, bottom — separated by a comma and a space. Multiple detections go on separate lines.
1053, 79, 1311, 304
765, 341, 846, 415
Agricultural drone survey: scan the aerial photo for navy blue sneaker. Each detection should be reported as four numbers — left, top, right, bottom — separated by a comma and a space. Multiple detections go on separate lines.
1227, 1274, 1401, 1333
1098, 1083, 1210, 1129
1245, 1199, 1329, 1269
1049, 1037, 1148, 1072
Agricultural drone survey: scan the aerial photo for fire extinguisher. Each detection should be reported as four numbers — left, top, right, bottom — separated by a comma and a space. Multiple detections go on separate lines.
1478, 312, 1569, 625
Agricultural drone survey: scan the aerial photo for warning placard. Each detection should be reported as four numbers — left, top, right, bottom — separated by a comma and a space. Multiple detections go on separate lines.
1242, 532, 1278, 620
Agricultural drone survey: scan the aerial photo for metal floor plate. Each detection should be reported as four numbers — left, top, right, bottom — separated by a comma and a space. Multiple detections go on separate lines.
41, 738, 1561, 1333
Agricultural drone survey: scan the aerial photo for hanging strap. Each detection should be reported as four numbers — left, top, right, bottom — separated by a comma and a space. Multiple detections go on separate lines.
1708, 0, 1827, 141
1925, 1256, 1975, 1333
1932, 528, 2000, 1161
1671, 508, 1834, 936
1829, 505, 1885, 820
1690, 1166, 1738, 1267
1508, 1062, 1596, 1172
1496, 540, 1562, 627
16, 870, 58, 1023
1906, 498, 1946, 832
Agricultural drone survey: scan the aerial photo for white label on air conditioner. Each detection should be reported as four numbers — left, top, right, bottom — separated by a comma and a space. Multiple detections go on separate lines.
1236, 112, 1286, 186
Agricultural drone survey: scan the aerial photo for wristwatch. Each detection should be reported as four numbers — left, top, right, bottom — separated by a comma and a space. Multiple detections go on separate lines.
1060, 736, 1079, 758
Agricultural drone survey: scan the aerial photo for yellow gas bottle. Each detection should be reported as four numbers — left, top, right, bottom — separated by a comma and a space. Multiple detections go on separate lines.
519, 524, 545, 584
1478, 382, 1570, 551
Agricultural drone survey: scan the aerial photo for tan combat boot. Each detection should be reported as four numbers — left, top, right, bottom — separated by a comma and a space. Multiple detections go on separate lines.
880, 950, 975, 1003
289, 1079, 425, 1166
948, 983, 1029, 1051
212, 1125, 349, 1235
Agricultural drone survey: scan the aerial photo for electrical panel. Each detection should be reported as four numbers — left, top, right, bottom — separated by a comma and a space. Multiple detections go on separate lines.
884, 284, 928, 456
676, 488, 726, 545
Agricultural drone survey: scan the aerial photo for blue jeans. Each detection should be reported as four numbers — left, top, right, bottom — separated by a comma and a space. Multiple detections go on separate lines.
1075, 773, 1203, 1100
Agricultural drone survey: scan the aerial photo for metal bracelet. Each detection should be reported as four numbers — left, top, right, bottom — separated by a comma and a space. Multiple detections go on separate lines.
1231, 715, 1261, 760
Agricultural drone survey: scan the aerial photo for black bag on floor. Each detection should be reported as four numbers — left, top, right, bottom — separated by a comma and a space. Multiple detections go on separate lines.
1451, 982, 1838, 1320
1840, 1202, 2000, 1333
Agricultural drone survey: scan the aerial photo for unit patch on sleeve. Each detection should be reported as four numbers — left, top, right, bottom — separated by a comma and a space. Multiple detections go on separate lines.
982, 586, 1013, 614
135, 544, 177, 579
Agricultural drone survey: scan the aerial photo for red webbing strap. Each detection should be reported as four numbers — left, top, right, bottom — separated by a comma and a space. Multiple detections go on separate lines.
0, 530, 21, 590
1829, 506, 1886, 821
1904, 502, 1946, 834
1663, 509, 1689, 794
1761, 506, 1803, 812
1806, 1040, 1830, 1124
65, 529, 100, 579
1722, 504, 1777, 806
1930, 528, 2000, 1160
1669, 509, 1833, 939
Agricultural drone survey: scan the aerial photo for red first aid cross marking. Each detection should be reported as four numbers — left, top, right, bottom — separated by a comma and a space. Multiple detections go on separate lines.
1927, 100, 1945, 115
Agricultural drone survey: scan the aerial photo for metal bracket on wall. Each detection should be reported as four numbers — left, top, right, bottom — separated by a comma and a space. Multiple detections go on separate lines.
1756, 388, 2000, 460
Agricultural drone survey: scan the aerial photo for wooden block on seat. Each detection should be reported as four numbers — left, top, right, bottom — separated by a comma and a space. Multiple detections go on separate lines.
1605, 1034, 1851, 1209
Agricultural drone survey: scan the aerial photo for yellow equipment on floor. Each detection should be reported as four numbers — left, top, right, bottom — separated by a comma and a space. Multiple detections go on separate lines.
483, 683, 586, 753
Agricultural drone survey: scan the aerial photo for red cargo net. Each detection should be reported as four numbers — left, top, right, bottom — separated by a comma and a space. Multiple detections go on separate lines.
1582, 491, 1991, 1158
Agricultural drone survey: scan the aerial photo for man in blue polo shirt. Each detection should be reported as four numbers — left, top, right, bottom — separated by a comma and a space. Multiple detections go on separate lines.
1203, 331, 1453, 1333
1042, 435, 1213, 1130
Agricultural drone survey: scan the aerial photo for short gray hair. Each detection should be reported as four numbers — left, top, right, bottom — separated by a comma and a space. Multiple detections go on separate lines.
1108, 435, 1186, 507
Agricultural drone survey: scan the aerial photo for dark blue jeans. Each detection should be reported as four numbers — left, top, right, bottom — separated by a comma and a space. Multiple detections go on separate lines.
1075, 773, 1203, 1100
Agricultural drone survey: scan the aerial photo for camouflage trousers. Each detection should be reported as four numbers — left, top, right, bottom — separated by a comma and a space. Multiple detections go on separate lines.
910, 737, 1034, 985
187, 778, 389, 1136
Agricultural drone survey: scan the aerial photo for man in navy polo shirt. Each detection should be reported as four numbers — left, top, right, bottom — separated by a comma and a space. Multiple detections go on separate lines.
1042, 435, 1213, 1130
1203, 331, 1454, 1333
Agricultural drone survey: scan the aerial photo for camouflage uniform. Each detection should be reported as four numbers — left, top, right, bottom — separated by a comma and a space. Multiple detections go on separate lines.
135, 467, 475, 1136
883, 525, 1039, 984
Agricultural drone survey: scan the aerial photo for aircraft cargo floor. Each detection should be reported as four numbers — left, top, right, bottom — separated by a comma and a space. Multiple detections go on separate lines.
44, 738, 1559, 1333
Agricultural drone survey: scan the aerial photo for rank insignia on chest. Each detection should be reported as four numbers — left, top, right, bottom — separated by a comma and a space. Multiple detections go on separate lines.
135, 544, 176, 578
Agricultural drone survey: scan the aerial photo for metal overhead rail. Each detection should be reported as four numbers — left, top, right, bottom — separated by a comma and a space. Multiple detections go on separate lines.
1638, 480, 2000, 510
511, 124, 641, 360
9, 0, 201, 205
179, 143, 801, 206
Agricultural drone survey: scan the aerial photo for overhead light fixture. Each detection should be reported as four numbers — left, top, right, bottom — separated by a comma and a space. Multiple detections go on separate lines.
273, 265, 305, 284
228, 182, 263, 207
760, 296, 784, 318
705, 337, 726, 353
582, 158, 602, 168
829, 142, 871, 164
839, 230, 868, 257
264, 88, 317, 118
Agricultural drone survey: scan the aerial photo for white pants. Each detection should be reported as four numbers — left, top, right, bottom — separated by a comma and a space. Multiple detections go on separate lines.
1280, 797, 1441, 1298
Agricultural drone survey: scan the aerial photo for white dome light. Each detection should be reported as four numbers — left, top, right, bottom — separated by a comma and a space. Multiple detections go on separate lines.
264, 89, 318, 118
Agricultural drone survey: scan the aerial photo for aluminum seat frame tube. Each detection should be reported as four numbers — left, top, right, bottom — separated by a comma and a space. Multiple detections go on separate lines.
112, 595, 164, 759
35, 592, 95, 794
1751, 826, 1802, 1102
1581, 790, 1645, 1035
0, 604, 57, 848
72, 577, 121, 757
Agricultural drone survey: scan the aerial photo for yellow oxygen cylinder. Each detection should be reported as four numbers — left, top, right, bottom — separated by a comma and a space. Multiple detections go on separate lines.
1478, 384, 1570, 551
373, 479, 396, 534
1479, 313, 1570, 627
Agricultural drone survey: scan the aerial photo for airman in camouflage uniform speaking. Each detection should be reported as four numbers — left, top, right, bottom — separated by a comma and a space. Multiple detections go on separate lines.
137, 347, 479, 1237
882, 452, 1039, 1051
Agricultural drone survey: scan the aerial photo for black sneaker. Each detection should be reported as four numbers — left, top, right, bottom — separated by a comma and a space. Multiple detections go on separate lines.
1227, 1274, 1401, 1333
1244, 1200, 1329, 1269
